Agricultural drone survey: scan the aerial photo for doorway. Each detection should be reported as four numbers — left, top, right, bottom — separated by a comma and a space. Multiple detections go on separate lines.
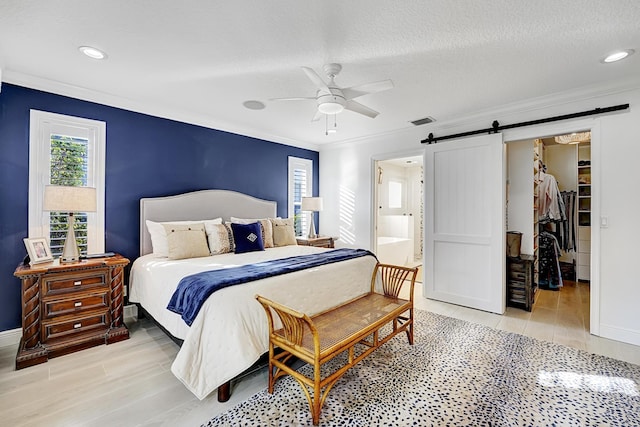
506, 131, 591, 333
374, 155, 423, 270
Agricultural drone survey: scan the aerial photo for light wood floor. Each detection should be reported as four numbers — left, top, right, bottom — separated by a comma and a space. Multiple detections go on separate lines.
1, 283, 639, 427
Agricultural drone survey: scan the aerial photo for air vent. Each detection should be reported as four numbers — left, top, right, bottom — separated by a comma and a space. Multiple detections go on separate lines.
410, 116, 435, 126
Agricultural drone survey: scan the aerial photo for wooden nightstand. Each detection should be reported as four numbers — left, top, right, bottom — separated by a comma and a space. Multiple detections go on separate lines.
296, 236, 337, 249
13, 254, 130, 369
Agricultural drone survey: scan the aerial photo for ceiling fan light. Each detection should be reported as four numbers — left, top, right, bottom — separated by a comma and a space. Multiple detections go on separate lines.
318, 102, 344, 115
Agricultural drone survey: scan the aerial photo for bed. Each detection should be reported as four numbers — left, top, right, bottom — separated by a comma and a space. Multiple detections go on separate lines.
128, 189, 378, 401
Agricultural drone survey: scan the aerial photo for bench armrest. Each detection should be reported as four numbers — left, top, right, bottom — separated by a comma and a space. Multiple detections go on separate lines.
370, 262, 419, 300
256, 295, 320, 359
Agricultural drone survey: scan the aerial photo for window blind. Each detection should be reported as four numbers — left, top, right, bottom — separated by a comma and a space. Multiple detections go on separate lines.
49, 135, 90, 256
293, 167, 308, 236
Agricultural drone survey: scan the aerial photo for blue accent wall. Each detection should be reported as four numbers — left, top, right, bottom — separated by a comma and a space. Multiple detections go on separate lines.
0, 83, 319, 331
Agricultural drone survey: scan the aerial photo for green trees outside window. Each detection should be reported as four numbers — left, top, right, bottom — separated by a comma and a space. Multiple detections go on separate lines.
49, 135, 89, 256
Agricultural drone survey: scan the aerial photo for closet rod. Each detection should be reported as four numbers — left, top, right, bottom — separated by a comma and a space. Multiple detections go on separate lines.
421, 103, 629, 144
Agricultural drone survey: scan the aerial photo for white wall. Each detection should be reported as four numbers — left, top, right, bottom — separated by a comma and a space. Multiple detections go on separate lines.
407, 165, 423, 258
377, 162, 406, 216
506, 140, 534, 255
545, 144, 578, 192
319, 84, 640, 346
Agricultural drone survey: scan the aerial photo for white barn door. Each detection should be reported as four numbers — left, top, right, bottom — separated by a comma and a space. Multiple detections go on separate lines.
424, 133, 505, 313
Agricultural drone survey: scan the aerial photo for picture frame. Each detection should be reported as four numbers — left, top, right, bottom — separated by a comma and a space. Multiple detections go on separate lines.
23, 237, 54, 265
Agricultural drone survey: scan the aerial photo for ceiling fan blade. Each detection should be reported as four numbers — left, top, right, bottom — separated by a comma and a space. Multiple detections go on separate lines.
270, 96, 316, 101
342, 79, 394, 100
301, 66, 331, 94
345, 100, 379, 118
311, 110, 323, 122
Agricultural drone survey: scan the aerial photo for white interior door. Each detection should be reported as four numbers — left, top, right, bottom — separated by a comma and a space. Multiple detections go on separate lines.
424, 133, 505, 313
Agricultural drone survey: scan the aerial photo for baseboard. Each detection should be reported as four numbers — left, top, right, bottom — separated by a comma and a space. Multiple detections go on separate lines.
0, 328, 21, 349
124, 304, 138, 323
599, 323, 640, 347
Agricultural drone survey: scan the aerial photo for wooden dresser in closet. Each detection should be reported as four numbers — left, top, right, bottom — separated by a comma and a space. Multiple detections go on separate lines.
506, 254, 536, 311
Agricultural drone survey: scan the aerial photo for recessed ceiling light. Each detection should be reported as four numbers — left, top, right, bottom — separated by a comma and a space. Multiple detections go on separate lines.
602, 49, 634, 63
243, 100, 266, 110
79, 46, 107, 60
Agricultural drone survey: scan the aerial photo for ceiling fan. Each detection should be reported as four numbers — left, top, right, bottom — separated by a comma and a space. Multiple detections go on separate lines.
271, 63, 394, 121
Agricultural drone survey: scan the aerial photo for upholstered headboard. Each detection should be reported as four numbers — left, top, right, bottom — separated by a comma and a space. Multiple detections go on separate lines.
139, 189, 277, 255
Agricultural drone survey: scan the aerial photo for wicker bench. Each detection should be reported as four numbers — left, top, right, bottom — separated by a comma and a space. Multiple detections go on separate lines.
256, 262, 418, 425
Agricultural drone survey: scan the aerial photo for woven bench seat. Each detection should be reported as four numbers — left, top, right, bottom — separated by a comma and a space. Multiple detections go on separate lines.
256, 262, 418, 425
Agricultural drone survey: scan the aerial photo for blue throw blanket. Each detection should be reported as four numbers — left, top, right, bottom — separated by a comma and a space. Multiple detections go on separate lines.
167, 248, 375, 326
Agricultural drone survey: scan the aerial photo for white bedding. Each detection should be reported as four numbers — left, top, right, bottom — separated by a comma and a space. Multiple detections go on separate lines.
129, 245, 377, 400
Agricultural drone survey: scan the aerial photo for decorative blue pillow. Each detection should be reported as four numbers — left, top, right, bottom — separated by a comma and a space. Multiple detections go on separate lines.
231, 222, 265, 254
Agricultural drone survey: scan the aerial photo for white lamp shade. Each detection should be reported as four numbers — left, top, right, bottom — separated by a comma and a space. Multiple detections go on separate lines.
301, 197, 323, 212
43, 185, 97, 212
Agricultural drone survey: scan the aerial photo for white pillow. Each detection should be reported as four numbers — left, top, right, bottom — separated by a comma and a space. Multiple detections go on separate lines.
230, 217, 274, 248
146, 218, 222, 256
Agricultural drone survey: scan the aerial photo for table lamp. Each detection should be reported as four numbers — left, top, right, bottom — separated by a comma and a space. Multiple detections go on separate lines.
301, 196, 323, 239
43, 185, 97, 263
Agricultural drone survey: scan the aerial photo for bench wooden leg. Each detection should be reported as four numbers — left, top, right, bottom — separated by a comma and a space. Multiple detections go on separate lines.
267, 344, 275, 394
312, 364, 321, 425
407, 309, 414, 345
397, 312, 414, 345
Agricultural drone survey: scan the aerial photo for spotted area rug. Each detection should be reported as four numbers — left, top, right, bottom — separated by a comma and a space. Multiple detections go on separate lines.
203, 310, 640, 426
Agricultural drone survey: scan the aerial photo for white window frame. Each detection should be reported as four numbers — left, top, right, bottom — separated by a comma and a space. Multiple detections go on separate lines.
288, 156, 313, 236
28, 110, 106, 254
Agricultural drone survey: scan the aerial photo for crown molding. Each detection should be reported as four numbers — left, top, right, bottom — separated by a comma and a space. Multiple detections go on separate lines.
5, 68, 638, 154
3, 70, 320, 152
321, 75, 640, 151
428, 75, 640, 133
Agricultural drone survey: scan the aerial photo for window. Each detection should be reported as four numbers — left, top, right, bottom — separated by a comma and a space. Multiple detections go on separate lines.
288, 157, 313, 236
29, 110, 106, 255
388, 180, 403, 209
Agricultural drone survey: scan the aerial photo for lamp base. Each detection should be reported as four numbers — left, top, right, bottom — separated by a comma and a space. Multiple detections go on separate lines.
308, 218, 318, 239
60, 213, 80, 263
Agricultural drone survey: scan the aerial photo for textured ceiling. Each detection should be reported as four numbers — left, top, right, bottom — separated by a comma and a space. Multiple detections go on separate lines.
1, 1, 639, 149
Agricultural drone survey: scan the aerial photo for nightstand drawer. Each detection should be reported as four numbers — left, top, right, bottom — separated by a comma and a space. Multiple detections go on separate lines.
43, 311, 109, 341
42, 269, 109, 296
508, 262, 525, 272
508, 270, 526, 280
43, 292, 110, 319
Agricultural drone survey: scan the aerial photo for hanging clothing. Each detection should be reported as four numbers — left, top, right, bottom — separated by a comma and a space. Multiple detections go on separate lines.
559, 191, 576, 252
539, 230, 563, 290
538, 171, 566, 222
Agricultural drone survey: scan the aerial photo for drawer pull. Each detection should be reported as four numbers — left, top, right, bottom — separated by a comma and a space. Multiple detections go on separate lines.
74, 280, 82, 286
74, 323, 82, 329
74, 301, 82, 307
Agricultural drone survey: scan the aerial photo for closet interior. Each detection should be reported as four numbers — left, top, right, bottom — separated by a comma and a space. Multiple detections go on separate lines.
506, 131, 591, 311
